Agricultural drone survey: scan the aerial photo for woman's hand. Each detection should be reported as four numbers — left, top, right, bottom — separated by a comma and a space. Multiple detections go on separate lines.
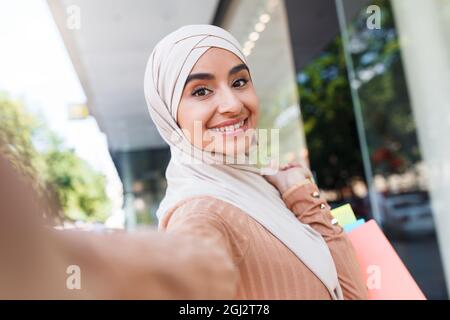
264, 162, 314, 195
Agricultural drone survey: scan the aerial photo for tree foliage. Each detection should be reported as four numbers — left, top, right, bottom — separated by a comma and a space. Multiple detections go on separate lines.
298, 0, 420, 190
347, 0, 421, 175
298, 37, 365, 190
0, 93, 110, 223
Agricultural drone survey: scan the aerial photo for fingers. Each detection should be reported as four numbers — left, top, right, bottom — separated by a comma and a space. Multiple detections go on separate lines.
280, 162, 307, 171
280, 163, 313, 180
280, 163, 298, 170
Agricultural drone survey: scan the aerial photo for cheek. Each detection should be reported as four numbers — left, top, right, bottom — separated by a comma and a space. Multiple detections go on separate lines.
243, 91, 260, 124
178, 100, 216, 144
179, 101, 208, 127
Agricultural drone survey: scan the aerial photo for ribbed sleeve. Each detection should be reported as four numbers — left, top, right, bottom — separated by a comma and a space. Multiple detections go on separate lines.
282, 182, 368, 300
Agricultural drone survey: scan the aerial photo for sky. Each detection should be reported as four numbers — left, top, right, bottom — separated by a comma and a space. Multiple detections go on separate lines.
0, 0, 124, 226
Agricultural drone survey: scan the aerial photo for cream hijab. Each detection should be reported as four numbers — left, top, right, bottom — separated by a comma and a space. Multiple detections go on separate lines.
144, 24, 343, 300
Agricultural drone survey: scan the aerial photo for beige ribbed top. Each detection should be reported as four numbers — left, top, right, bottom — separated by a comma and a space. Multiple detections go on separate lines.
160, 181, 368, 300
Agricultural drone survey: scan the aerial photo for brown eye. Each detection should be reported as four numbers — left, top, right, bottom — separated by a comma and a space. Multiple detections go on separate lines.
192, 87, 212, 97
232, 78, 248, 88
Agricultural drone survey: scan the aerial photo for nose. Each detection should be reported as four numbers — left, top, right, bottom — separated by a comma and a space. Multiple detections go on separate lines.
216, 85, 244, 116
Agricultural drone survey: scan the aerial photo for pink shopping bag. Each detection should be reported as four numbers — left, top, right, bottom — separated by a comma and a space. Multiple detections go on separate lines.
346, 219, 426, 300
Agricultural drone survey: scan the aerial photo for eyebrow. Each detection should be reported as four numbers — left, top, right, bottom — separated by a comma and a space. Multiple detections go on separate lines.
184, 63, 249, 87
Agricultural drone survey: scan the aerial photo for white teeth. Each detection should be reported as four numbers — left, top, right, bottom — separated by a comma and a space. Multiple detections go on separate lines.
210, 120, 245, 132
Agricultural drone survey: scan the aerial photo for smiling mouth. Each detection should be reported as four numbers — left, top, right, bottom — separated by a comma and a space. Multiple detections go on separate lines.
208, 117, 249, 136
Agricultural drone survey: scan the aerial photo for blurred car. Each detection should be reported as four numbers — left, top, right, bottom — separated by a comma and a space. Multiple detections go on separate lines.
381, 192, 435, 238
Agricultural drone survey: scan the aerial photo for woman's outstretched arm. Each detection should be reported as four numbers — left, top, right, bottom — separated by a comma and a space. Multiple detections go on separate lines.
281, 181, 368, 300
161, 197, 241, 298
0, 153, 236, 299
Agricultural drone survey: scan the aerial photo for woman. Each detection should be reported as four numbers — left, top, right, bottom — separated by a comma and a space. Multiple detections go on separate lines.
144, 24, 367, 300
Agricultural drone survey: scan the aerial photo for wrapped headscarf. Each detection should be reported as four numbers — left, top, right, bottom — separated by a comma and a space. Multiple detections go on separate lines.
144, 24, 343, 299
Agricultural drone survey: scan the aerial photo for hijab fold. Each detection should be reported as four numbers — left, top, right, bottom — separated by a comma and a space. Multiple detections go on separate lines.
144, 24, 343, 300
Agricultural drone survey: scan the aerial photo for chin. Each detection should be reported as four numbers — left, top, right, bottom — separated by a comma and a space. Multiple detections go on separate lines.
211, 133, 253, 160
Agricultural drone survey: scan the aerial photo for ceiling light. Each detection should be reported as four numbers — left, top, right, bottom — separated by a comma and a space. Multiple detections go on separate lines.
259, 13, 271, 23
255, 22, 266, 32
249, 32, 260, 41
244, 41, 255, 49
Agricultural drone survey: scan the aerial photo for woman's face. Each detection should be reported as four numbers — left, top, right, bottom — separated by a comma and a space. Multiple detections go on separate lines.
177, 47, 259, 157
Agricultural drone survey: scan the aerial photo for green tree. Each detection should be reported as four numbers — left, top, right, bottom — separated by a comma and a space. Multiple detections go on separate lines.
298, 37, 365, 190
0, 93, 41, 172
43, 143, 110, 222
346, 0, 421, 175
0, 93, 110, 223
297, 0, 420, 191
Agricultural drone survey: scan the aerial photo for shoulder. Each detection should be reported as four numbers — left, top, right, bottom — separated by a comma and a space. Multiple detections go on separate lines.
164, 195, 247, 228
163, 196, 250, 264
